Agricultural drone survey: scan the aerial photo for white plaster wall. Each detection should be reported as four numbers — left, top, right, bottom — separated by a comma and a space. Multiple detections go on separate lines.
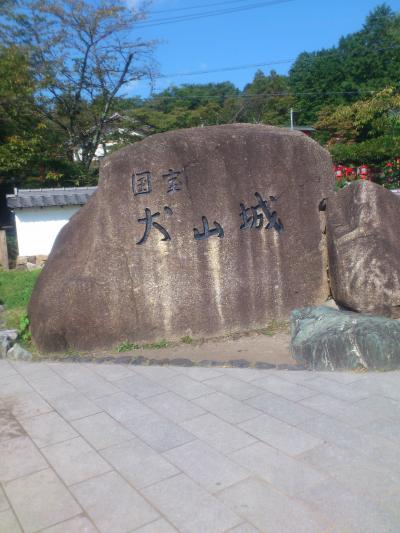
15, 206, 80, 256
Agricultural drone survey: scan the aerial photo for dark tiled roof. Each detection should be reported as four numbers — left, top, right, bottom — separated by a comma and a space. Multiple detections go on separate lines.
6, 187, 97, 209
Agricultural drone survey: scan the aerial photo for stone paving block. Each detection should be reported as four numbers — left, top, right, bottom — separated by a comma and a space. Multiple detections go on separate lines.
114, 374, 167, 399
229, 442, 327, 498
0, 360, 17, 379
299, 442, 360, 472
133, 365, 180, 382
142, 473, 241, 533
71, 471, 159, 533
143, 392, 205, 423
270, 370, 320, 384
0, 374, 33, 396
164, 440, 249, 493
334, 402, 390, 427
181, 413, 256, 454
28, 369, 77, 400
298, 477, 400, 533
40, 515, 99, 532
81, 377, 120, 400
0, 407, 25, 442
299, 393, 349, 418
203, 375, 265, 401
71, 412, 134, 450
218, 476, 331, 533
6, 391, 53, 420
194, 392, 261, 424
50, 365, 119, 399
10, 360, 47, 376
354, 394, 400, 420
100, 438, 178, 489
123, 412, 195, 452
20, 411, 78, 448
162, 374, 213, 400
41, 436, 112, 486
331, 458, 400, 502
360, 418, 400, 443
92, 363, 134, 381
95, 392, 154, 424
0, 487, 9, 513
239, 414, 323, 456
0, 435, 48, 482
301, 376, 371, 402
133, 518, 178, 532
48, 392, 102, 421
250, 374, 316, 401
177, 366, 223, 381
0, 509, 22, 533
218, 367, 269, 383
246, 392, 320, 425
299, 415, 400, 470
5, 468, 81, 533
378, 489, 400, 520
319, 371, 366, 385
228, 523, 261, 533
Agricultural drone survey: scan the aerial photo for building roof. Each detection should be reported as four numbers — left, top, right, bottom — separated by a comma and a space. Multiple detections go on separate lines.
6, 187, 97, 209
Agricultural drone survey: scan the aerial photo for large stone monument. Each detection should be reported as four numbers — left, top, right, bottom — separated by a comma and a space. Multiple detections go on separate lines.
29, 124, 334, 352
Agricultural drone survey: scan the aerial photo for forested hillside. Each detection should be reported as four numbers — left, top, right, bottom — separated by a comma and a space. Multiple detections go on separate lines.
0, 2, 399, 187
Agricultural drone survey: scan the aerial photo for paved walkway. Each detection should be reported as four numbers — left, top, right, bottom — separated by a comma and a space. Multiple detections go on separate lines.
1, 361, 400, 533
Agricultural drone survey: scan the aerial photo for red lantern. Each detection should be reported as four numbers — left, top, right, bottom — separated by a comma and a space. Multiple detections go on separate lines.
334, 165, 343, 180
358, 165, 369, 180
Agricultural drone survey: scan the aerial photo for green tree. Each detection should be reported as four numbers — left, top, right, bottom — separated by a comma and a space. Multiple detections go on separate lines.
240, 69, 294, 126
1, 0, 156, 169
0, 46, 65, 186
316, 87, 400, 164
289, 4, 400, 123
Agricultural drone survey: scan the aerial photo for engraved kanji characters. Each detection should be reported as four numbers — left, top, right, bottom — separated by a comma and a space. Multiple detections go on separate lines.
163, 169, 183, 194
132, 171, 152, 195
194, 216, 224, 241
239, 192, 284, 233
136, 207, 173, 245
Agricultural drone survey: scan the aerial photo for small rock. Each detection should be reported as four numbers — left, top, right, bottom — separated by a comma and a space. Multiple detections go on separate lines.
0, 329, 18, 342
291, 306, 400, 371
255, 362, 276, 369
7, 343, 32, 361
0, 304, 5, 313
26, 262, 40, 271
228, 359, 250, 368
0, 336, 10, 358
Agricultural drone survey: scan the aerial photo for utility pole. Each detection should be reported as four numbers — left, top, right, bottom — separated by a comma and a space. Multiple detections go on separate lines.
290, 108, 295, 130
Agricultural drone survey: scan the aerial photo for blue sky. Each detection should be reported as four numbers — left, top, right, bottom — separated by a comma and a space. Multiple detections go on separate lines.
129, 0, 400, 98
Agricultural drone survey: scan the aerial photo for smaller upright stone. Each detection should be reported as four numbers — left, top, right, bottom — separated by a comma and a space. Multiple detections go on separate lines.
7, 343, 32, 362
291, 306, 400, 371
327, 181, 400, 317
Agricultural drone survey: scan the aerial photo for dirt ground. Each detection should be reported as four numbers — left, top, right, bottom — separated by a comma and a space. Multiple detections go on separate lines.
104, 331, 294, 366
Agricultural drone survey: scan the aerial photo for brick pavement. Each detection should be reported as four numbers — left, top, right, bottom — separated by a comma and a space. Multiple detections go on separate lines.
0, 359, 400, 532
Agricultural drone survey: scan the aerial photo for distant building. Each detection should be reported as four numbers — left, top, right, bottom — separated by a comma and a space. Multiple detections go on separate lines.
6, 187, 96, 263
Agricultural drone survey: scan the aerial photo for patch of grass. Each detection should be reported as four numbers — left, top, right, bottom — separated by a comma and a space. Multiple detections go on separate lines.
0, 269, 40, 309
116, 340, 140, 352
181, 335, 193, 345
142, 339, 168, 349
0, 269, 40, 332
259, 320, 289, 337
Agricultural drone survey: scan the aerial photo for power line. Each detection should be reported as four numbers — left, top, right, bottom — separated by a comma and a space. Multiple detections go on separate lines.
149, 0, 254, 16
156, 44, 400, 79
135, 0, 294, 29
